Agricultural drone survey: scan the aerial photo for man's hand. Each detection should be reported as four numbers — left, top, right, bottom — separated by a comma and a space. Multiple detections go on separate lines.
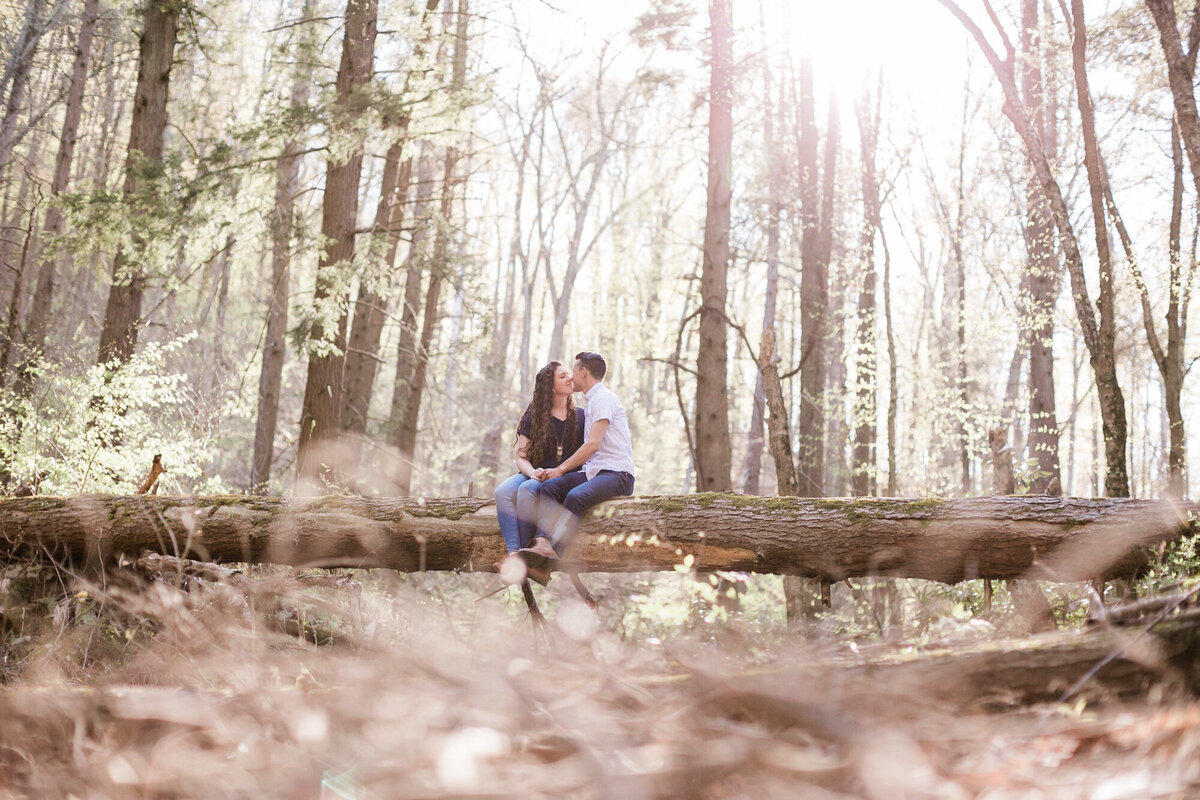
542, 466, 564, 481
532, 468, 547, 481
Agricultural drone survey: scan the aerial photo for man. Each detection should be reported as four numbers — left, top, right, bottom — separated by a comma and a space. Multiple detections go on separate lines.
513, 351, 635, 585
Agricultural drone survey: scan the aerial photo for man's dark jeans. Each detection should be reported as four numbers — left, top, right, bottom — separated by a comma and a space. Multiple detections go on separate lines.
534, 469, 635, 555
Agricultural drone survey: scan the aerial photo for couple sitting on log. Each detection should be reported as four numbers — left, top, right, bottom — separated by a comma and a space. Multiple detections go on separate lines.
493, 351, 636, 586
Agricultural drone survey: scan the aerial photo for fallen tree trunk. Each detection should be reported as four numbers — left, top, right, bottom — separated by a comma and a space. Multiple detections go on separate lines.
0, 494, 1193, 582
848, 608, 1200, 708
692, 611, 1200, 733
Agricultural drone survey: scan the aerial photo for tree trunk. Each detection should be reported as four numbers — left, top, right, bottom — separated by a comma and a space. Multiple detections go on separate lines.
0, 153, 39, 388
851, 78, 879, 497
744, 43, 783, 496
1, 495, 1190, 583
94, 1, 179, 368
12, 0, 99, 404
64, 28, 113, 341
1164, 121, 1188, 500
882, 227, 898, 496
295, 0, 378, 487
989, 427, 1016, 495
852, 608, 1200, 706
210, 233, 233, 373
760, 328, 797, 496
0, 194, 35, 383
694, 0, 733, 493
1137, 2, 1195, 501
954, 147, 970, 496
478, 251, 517, 477
478, 110, 534, 478
393, 151, 453, 494
1023, 0, 1062, 497
250, 0, 317, 492
0, 19, 62, 372
938, 0, 1130, 498
1146, 0, 1200, 201
387, 148, 434, 449
825, 268, 850, 497
786, 74, 837, 628
340, 139, 410, 440
796, 59, 829, 499
443, 227, 469, 437
810, 96, 839, 494
0, 0, 46, 191
391, 0, 469, 495
1068, 0, 1128, 502
341, 0, 439, 451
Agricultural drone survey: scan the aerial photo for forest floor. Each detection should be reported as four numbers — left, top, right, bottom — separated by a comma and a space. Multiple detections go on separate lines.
0, 565, 1197, 799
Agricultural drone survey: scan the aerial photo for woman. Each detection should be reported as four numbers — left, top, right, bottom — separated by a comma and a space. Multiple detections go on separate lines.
494, 361, 586, 557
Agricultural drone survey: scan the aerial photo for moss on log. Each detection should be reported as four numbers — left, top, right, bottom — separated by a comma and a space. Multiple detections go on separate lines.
0, 494, 1193, 582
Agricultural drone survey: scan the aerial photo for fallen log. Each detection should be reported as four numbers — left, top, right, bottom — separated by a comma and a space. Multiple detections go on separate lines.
848, 607, 1200, 708
0, 494, 1193, 582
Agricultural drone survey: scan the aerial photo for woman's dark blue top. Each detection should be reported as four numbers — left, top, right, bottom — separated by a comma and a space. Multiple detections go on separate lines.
517, 408, 586, 469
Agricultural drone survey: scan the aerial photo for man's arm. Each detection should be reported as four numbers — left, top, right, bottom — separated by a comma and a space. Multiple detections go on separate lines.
542, 420, 608, 480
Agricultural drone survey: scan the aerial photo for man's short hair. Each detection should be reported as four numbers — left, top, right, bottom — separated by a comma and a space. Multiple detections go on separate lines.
574, 351, 607, 381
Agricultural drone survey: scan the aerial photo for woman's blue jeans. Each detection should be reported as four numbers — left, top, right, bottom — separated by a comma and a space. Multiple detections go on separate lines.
494, 473, 542, 552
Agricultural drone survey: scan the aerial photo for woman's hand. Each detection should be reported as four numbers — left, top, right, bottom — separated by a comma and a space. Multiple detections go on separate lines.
542, 467, 564, 481
532, 468, 547, 481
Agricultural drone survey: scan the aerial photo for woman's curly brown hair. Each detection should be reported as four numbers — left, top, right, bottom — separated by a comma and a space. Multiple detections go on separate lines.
519, 361, 578, 466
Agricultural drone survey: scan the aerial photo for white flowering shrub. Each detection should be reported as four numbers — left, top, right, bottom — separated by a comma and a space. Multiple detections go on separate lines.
3, 332, 237, 495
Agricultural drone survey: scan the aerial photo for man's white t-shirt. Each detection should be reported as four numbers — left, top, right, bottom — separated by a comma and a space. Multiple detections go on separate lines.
581, 382, 636, 480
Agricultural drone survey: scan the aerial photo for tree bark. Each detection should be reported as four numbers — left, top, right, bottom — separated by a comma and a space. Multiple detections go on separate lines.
786, 78, 837, 625
390, 1, 469, 495
851, 608, 1200, 706
341, 0, 440, 451
797, 60, 830, 499
694, 0, 733, 493
937, 0, 1130, 498
13, 0, 99, 404
851, 78, 879, 497
1022, 0, 1062, 496
1068, 0, 1128, 501
744, 41, 783, 496
95, 0, 180, 367
392, 150, 453, 494
1146, 0, 1200, 201
295, 0, 378, 487
825, 269, 850, 497
250, 0, 317, 493
0, 164, 38, 389
0, 495, 1191, 583
1163, 121, 1188, 500
882, 225, 898, 496
990, 427, 1016, 494
0, 0, 46, 192
341, 139, 409, 440
811, 96, 839, 493
387, 147, 434, 450
953, 110, 970, 496
1132, 2, 1195, 500
759, 328, 797, 496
